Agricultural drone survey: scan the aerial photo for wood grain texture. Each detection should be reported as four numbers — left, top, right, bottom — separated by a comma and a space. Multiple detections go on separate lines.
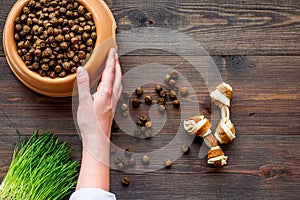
108, 0, 300, 55
1, 0, 300, 55
1, 135, 299, 199
0, 0, 300, 199
0, 56, 299, 136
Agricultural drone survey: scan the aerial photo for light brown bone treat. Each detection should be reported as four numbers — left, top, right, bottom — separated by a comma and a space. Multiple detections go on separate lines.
214, 106, 236, 144
207, 146, 228, 167
184, 116, 228, 167
210, 83, 233, 107
184, 115, 211, 137
217, 83, 233, 99
214, 119, 236, 144
184, 116, 218, 148
203, 133, 219, 148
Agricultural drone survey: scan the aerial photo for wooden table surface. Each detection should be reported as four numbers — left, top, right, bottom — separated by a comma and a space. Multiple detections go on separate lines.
1, 0, 300, 199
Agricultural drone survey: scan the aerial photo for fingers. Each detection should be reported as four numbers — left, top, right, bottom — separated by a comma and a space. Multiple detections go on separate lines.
77, 67, 93, 105
93, 48, 122, 114
96, 48, 116, 95
113, 55, 122, 95
113, 58, 123, 105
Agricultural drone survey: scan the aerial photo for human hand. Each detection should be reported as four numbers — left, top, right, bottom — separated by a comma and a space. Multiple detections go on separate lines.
76, 48, 122, 157
75, 48, 121, 190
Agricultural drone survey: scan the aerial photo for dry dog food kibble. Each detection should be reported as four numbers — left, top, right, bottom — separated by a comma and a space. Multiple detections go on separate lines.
164, 158, 173, 168
125, 147, 133, 157
144, 95, 152, 105
121, 177, 130, 186
181, 144, 190, 155
155, 84, 163, 93
135, 86, 143, 96
142, 155, 150, 165
14, 0, 97, 78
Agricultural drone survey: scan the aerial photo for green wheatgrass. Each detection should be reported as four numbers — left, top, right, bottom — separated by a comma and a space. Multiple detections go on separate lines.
0, 131, 78, 200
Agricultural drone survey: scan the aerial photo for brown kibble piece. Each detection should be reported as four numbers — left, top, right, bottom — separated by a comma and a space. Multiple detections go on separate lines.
145, 121, 152, 129
122, 161, 129, 169
142, 155, 150, 165
169, 90, 177, 100
172, 99, 180, 108
129, 157, 136, 166
157, 97, 165, 105
182, 144, 190, 155
169, 79, 176, 86
121, 103, 128, 111
78, 51, 86, 59
136, 120, 144, 127
135, 86, 143, 96
145, 130, 152, 139
140, 127, 146, 134
116, 162, 124, 170
23, 25, 31, 34
125, 147, 133, 157
170, 70, 179, 80
62, 62, 71, 71
164, 158, 173, 168
59, 70, 66, 77
145, 95, 152, 105
180, 87, 189, 97
54, 65, 62, 73
121, 177, 130, 186
164, 74, 171, 83
158, 104, 166, 113
114, 156, 122, 164
140, 115, 148, 123
159, 91, 167, 99
155, 84, 163, 93
110, 146, 117, 154
132, 99, 141, 109
122, 111, 129, 117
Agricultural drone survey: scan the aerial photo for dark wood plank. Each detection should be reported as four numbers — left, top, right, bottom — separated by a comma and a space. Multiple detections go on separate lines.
110, 0, 300, 55
1, 0, 299, 199
117, 55, 300, 135
1, 0, 300, 56
1, 134, 299, 199
0, 58, 77, 135
0, 55, 299, 136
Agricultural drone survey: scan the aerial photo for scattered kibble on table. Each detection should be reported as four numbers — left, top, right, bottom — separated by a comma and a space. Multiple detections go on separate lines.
164, 158, 173, 168
135, 86, 143, 96
142, 155, 150, 165
125, 147, 133, 157
114, 156, 122, 164
145, 95, 152, 105
155, 84, 163, 93
169, 90, 177, 100
121, 177, 130, 186
182, 144, 190, 155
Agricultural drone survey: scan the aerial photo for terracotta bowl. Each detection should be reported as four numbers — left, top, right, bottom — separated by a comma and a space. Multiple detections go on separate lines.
3, 0, 117, 97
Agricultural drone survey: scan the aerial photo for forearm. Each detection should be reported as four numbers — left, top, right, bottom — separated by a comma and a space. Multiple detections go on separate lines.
76, 144, 110, 191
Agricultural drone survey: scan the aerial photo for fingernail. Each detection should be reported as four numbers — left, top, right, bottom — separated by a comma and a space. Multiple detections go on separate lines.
115, 51, 118, 60
77, 66, 85, 76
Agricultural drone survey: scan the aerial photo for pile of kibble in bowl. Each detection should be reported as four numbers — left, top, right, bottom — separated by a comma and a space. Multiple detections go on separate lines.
14, 0, 97, 78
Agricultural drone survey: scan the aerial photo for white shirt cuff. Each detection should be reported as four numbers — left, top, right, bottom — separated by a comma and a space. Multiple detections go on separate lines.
69, 188, 116, 200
